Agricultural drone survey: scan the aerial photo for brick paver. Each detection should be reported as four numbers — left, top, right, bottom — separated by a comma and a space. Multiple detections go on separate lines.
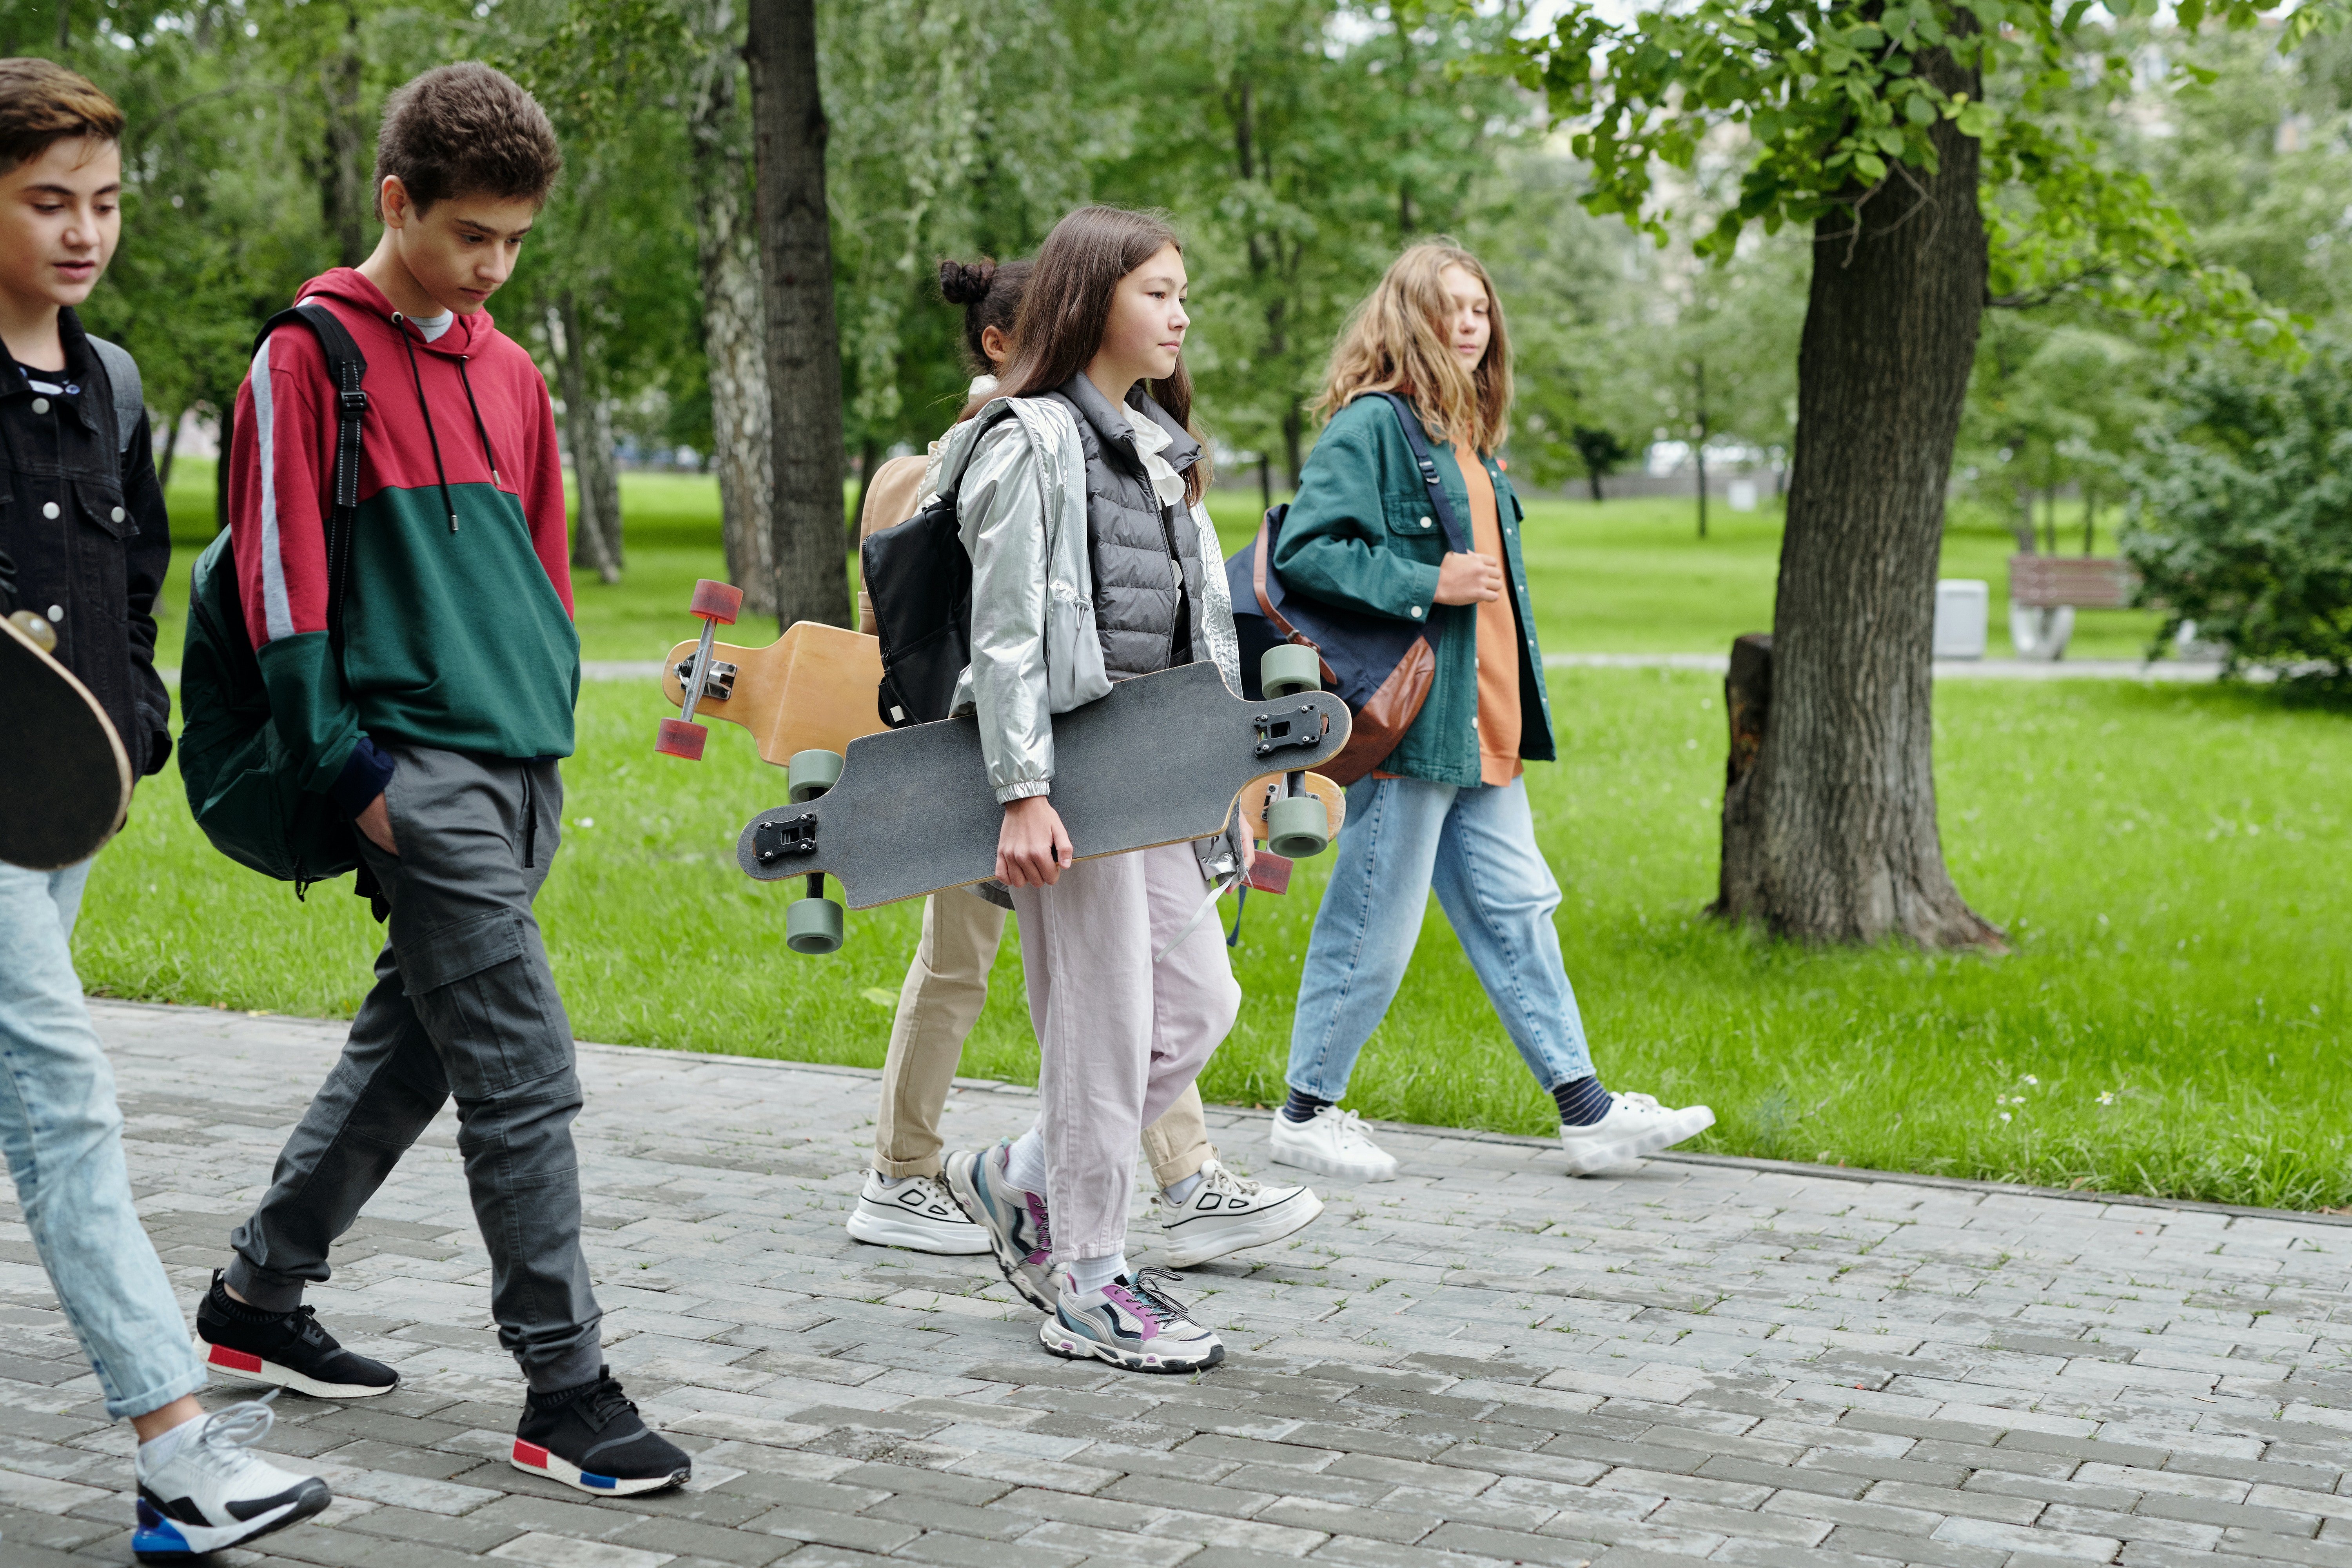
2, 1000, 2346, 1568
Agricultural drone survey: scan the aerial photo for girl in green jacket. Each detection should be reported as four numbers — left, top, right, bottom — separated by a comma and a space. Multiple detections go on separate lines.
1266, 241, 1714, 1182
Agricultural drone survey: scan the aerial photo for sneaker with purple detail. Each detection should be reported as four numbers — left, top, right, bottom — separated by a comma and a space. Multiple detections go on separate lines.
1040, 1266, 1224, 1374
942, 1142, 1055, 1312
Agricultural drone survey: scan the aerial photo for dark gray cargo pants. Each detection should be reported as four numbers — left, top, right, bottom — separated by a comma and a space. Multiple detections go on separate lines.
227, 743, 602, 1392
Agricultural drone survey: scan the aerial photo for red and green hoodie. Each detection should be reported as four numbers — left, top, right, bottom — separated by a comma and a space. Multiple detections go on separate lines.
228, 268, 577, 815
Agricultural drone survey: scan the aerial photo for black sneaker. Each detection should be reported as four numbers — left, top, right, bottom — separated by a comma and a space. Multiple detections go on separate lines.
195, 1270, 400, 1400
511, 1366, 691, 1497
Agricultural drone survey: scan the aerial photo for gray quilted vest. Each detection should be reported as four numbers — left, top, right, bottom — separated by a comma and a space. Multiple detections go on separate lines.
1044, 373, 1205, 681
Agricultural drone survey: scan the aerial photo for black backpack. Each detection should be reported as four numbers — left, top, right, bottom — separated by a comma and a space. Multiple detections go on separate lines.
862, 405, 1015, 728
178, 302, 371, 889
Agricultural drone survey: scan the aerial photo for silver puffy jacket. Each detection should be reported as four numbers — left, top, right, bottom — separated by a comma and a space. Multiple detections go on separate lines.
922, 396, 1247, 885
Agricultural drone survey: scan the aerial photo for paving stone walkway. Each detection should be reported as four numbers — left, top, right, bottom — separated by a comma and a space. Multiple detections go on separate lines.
3, 1001, 2348, 1568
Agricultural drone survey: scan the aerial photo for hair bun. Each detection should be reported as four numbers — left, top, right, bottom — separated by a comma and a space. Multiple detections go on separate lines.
938, 258, 998, 305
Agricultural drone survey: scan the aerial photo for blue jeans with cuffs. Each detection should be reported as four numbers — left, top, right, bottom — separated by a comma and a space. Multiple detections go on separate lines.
1285, 775, 1595, 1103
0, 859, 207, 1420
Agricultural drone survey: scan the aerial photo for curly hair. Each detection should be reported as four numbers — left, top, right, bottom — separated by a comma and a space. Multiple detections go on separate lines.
373, 63, 561, 217
1314, 240, 1512, 452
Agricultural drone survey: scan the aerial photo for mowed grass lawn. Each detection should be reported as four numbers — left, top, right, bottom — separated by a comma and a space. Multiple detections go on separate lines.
92, 467, 2346, 1209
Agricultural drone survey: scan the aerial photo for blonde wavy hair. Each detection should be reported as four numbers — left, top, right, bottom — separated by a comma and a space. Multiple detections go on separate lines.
1314, 240, 1512, 452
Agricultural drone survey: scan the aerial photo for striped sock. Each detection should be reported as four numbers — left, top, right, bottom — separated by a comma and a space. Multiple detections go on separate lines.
1553, 1075, 1612, 1127
1280, 1088, 1333, 1125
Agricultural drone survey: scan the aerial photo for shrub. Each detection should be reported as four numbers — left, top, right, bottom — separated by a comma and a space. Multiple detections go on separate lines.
2119, 341, 2352, 688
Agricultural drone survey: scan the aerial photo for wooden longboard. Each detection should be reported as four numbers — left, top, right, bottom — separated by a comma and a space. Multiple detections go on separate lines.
1239, 771, 1345, 846
736, 661, 1352, 909
1, 615, 131, 870
662, 620, 887, 766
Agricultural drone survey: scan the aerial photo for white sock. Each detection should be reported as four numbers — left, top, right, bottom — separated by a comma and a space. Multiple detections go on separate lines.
1163, 1171, 1203, 1206
1002, 1129, 1047, 1195
1067, 1253, 1126, 1296
136, 1410, 205, 1472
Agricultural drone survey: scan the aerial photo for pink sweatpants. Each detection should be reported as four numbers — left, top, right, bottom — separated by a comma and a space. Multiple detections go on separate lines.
1007, 842, 1240, 1261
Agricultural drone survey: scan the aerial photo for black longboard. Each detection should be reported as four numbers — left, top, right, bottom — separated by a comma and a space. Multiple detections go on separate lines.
1, 614, 132, 870
736, 661, 1350, 909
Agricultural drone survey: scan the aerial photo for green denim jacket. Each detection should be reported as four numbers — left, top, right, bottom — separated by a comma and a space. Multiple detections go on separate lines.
1269, 395, 1555, 785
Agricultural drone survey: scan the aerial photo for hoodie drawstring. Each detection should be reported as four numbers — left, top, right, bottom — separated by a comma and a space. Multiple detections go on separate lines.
456, 356, 501, 489
394, 314, 461, 534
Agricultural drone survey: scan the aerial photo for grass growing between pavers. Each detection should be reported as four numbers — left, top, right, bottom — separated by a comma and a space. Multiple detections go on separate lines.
80, 667, 2350, 1210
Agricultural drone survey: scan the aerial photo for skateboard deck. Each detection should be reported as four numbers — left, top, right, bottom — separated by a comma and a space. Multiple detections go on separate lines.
662, 619, 887, 766
1, 614, 131, 870
736, 661, 1351, 909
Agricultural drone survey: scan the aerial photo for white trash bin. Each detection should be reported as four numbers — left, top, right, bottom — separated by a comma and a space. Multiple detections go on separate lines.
1934, 579, 1989, 660
1728, 479, 1759, 512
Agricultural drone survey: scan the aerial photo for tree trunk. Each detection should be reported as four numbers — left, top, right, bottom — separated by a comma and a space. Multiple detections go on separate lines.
1712, 32, 2002, 950
552, 296, 622, 587
746, 0, 849, 632
690, 0, 776, 614
317, 5, 370, 268
1693, 357, 1709, 541
156, 409, 181, 492
1283, 404, 1303, 489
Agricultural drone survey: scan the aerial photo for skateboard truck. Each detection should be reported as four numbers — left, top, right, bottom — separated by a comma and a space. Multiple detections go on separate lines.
1256, 648, 1333, 858
673, 656, 738, 704
779, 749, 845, 953
655, 578, 746, 761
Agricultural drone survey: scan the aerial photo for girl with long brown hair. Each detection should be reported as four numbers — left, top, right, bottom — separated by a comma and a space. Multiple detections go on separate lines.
849, 257, 1318, 1281
927, 207, 1294, 1373
1265, 241, 1714, 1183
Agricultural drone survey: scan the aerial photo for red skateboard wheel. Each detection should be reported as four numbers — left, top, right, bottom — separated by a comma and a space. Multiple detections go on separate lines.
690, 579, 744, 624
655, 719, 708, 760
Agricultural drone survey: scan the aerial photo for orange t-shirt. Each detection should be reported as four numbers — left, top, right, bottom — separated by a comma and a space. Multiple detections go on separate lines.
1456, 443, 1523, 786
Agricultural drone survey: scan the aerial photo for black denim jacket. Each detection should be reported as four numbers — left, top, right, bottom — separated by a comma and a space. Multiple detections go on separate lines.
0, 307, 172, 777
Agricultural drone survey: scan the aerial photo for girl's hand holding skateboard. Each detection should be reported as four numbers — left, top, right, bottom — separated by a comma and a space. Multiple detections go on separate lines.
998, 795, 1074, 887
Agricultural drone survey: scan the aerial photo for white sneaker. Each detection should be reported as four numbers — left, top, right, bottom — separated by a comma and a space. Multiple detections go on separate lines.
1558, 1091, 1715, 1174
133, 1395, 331, 1561
1266, 1105, 1399, 1182
846, 1170, 991, 1254
1156, 1158, 1324, 1269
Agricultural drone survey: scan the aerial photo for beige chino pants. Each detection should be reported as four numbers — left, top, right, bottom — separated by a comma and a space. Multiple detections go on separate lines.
874, 882, 1217, 1190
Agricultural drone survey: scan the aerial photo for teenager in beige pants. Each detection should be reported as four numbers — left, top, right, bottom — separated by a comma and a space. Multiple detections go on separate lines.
845, 256, 1318, 1276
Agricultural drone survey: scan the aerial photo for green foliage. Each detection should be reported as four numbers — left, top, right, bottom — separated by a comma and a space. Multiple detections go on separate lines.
2119, 341, 2352, 685
1491, 0, 2328, 350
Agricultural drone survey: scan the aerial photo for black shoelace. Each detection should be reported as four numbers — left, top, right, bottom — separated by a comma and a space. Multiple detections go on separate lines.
577, 1377, 639, 1432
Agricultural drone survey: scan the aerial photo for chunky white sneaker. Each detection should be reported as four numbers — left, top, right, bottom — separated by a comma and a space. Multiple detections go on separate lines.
846, 1170, 991, 1254
1157, 1158, 1323, 1269
1558, 1091, 1715, 1174
1040, 1266, 1224, 1373
1267, 1105, 1399, 1181
943, 1142, 1056, 1312
133, 1396, 331, 1561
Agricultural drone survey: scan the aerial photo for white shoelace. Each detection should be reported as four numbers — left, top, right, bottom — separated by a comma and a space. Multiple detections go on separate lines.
1612, 1092, 1666, 1118
145, 1391, 280, 1483
1319, 1107, 1381, 1150
1195, 1159, 1262, 1201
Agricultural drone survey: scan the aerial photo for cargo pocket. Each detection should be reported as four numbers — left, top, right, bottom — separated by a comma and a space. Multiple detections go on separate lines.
398, 908, 573, 1098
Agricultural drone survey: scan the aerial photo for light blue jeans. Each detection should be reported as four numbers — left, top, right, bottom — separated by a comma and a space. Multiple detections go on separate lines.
1286, 775, 1595, 1103
0, 860, 206, 1419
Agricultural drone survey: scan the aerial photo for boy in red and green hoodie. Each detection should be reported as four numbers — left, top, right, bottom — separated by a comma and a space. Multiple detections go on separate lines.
196, 63, 690, 1497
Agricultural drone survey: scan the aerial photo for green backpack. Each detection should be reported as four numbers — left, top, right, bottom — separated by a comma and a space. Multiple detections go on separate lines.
179, 303, 370, 889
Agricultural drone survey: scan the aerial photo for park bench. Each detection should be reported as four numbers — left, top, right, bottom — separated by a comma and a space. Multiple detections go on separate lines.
2006, 554, 2139, 660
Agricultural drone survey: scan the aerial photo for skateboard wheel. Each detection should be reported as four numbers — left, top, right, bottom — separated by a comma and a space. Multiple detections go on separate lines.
1265, 794, 1330, 858
655, 719, 708, 761
690, 578, 744, 624
786, 897, 845, 955
787, 749, 844, 802
1261, 644, 1322, 698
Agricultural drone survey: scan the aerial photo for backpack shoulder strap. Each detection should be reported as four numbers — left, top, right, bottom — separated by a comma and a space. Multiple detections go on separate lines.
1366, 390, 1470, 554
86, 335, 143, 456
252, 302, 370, 644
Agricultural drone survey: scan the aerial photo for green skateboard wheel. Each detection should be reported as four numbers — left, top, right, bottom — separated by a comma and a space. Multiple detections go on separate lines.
1260, 644, 1322, 698
788, 749, 844, 802
786, 896, 845, 954
1265, 793, 1330, 858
